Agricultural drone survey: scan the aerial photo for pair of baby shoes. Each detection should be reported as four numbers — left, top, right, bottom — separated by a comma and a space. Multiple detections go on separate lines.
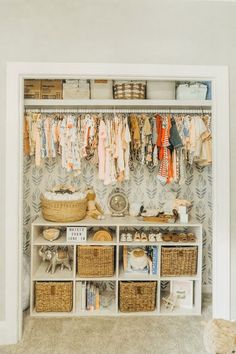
134, 232, 148, 242
120, 232, 133, 242
148, 232, 163, 242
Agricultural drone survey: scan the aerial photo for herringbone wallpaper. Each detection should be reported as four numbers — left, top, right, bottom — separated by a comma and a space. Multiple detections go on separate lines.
23, 156, 212, 287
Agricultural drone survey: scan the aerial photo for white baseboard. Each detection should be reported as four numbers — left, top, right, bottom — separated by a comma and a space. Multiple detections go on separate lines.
0, 321, 18, 345
203, 285, 212, 294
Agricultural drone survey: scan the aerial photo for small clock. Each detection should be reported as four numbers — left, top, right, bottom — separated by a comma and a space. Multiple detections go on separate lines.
108, 188, 129, 217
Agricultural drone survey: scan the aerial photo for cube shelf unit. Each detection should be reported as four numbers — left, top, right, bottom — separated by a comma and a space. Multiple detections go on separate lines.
30, 215, 202, 317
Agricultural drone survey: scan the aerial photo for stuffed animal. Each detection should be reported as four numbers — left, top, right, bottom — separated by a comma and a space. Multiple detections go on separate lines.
86, 189, 104, 220
203, 319, 236, 354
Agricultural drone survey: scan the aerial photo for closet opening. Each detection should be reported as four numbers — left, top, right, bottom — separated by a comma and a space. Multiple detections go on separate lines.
22, 77, 212, 318
4, 63, 230, 343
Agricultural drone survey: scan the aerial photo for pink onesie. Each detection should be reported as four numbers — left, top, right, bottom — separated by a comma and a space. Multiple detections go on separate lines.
98, 120, 107, 180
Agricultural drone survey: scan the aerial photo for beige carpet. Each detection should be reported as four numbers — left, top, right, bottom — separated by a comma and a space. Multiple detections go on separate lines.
0, 297, 211, 354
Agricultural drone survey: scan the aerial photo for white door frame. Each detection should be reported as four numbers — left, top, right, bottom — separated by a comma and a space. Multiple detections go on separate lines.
1, 63, 230, 344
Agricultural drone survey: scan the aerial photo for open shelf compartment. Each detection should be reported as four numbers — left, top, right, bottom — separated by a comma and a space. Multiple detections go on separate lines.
75, 280, 117, 315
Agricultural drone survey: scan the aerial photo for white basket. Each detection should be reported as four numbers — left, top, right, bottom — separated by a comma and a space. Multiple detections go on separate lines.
146, 81, 175, 100
176, 82, 207, 100
63, 80, 90, 99
90, 80, 113, 99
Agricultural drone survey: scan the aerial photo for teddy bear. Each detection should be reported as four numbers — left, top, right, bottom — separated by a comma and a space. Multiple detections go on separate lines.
204, 319, 236, 354
86, 188, 104, 220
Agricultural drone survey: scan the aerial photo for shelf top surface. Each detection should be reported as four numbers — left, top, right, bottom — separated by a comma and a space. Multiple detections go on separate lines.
32, 215, 202, 227
24, 98, 212, 108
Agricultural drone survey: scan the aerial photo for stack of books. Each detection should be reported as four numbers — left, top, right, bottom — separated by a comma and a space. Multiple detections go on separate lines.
77, 282, 100, 311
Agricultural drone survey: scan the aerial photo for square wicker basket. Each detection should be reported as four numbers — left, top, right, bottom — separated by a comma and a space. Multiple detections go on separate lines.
161, 247, 198, 276
77, 246, 114, 277
35, 281, 73, 312
113, 81, 146, 99
119, 281, 157, 312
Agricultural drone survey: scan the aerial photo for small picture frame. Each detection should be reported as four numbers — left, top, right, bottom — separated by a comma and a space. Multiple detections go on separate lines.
170, 280, 193, 309
66, 226, 87, 243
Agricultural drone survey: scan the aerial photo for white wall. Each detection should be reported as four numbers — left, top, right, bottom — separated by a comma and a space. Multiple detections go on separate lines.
0, 0, 236, 320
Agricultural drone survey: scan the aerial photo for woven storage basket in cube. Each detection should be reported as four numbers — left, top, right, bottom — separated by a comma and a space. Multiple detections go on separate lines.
161, 247, 198, 276
77, 246, 114, 277
119, 281, 157, 312
113, 81, 146, 99
35, 281, 73, 312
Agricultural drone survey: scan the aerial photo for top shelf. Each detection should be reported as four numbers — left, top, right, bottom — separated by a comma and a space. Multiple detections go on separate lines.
24, 99, 212, 109
32, 215, 202, 228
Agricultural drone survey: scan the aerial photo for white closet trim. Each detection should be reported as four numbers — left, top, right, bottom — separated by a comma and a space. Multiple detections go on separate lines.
2, 62, 230, 344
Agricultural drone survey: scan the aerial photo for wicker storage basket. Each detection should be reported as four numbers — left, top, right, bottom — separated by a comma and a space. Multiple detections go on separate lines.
113, 81, 146, 99
161, 247, 198, 276
41, 195, 87, 222
119, 281, 157, 312
77, 246, 114, 277
35, 281, 73, 312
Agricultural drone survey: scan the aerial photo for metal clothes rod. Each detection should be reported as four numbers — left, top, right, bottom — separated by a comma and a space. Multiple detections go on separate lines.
25, 108, 212, 114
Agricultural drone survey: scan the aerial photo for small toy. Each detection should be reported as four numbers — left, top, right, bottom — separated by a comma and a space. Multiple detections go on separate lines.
162, 294, 177, 312
39, 246, 71, 274
128, 248, 149, 271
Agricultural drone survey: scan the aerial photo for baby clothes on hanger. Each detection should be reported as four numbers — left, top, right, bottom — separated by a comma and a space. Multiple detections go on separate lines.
169, 117, 183, 149
157, 114, 173, 184
143, 115, 153, 167
23, 116, 30, 155
123, 116, 131, 180
104, 118, 112, 185
98, 119, 106, 180
117, 115, 125, 181
195, 115, 212, 166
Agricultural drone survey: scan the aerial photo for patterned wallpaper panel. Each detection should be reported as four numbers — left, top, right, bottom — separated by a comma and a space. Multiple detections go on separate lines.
23, 156, 212, 287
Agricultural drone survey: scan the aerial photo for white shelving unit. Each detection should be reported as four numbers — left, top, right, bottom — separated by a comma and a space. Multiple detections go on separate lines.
30, 215, 202, 317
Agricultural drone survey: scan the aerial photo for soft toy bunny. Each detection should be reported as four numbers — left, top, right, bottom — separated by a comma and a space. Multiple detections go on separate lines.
204, 319, 236, 354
